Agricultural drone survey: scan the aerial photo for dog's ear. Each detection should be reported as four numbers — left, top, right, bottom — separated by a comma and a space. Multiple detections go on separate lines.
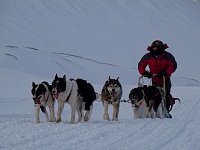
63, 75, 66, 80
105, 80, 108, 86
108, 76, 111, 81
32, 82, 36, 88
128, 90, 133, 100
55, 74, 58, 79
117, 77, 119, 81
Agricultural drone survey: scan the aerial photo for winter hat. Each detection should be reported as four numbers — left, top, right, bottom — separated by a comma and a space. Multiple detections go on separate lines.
147, 40, 169, 51
151, 40, 163, 49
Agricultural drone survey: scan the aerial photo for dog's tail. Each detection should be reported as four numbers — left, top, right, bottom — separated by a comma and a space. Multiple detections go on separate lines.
95, 93, 102, 101
95, 92, 105, 106
169, 97, 181, 112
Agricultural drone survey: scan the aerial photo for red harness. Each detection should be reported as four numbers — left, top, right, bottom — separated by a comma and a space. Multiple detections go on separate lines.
34, 99, 41, 104
33, 93, 50, 105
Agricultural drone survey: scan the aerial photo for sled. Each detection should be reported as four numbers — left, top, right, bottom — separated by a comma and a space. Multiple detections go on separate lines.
137, 75, 172, 118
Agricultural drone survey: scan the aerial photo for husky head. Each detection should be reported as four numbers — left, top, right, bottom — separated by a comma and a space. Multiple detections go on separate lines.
31, 81, 50, 105
129, 87, 145, 107
52, 74, 66, 99
105, 76, 122, 97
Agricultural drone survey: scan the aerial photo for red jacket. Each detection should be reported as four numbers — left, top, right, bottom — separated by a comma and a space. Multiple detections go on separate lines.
138, 51, 177, 85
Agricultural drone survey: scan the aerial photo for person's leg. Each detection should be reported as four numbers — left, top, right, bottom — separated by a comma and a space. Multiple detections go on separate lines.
152, 79, 172, 118
165, 79, 172, 112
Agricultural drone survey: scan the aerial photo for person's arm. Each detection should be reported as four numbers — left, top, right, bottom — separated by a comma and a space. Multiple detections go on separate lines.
166, 53, 177, 77
138, 54, 149, 75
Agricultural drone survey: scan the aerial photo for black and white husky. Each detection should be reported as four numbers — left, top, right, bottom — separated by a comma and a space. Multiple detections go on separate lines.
52, 74, 80, 123
31, 81, 56, 123
129, 85, 164, 119
52, 74, 96, 123
75, 78, 96, 122
101, 76, 123, 121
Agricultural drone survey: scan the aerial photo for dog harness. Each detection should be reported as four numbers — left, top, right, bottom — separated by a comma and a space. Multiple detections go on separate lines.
104, 92, 119, 104
65, 81, 74, 102
34, 99, 41, 104
66, 87, 72, 102
34, 92, 50, 105
42, 83, 51, 105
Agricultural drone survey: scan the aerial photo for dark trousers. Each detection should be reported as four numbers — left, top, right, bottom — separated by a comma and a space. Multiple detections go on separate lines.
152, 78, 172, 111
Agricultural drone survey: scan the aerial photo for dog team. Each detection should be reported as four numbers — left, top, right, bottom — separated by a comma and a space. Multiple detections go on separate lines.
31, 73, 175, 124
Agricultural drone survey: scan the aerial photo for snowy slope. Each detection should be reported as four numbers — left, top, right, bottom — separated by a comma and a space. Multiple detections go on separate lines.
0, 0, 200, 85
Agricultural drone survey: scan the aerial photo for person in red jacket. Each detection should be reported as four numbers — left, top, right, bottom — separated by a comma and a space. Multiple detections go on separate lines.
138, 40, 177, 118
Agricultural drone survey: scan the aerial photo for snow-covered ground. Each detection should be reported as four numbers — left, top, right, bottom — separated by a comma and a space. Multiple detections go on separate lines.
1, 0, 200, 149
0, 68, 200, 150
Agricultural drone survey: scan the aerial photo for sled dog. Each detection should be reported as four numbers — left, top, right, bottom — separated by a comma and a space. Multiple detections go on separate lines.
75, 78, 96, 122
31, 81, 56, 123
101, 76, 122, 121
129, 85, 164, 119
52, 74, 81, 123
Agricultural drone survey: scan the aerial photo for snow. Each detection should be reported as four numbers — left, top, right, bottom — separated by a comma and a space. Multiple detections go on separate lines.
1, 0, 200, 150
1, 68, 200, 150
1, 0, 200, 85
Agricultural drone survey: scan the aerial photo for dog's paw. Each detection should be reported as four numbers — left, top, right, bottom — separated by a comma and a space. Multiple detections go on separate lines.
69, 121, 75, 124
103, 114, 110, 121
52, 116, 56, 121
112, 117, 118, 121
50, 118, 56, 122
77, 118, 82, 123
56, 119, 61, 123
84, 116, 89, 122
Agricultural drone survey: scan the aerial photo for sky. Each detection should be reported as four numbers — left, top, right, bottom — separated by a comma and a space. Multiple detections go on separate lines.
0, 0, 200, 150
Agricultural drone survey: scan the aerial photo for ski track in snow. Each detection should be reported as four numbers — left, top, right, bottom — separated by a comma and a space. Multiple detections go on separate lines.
0, 87, 200, 150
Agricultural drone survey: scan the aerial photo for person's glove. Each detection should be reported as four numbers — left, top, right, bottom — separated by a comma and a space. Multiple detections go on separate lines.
157, 71, 167, 78
142, 71, 152, 79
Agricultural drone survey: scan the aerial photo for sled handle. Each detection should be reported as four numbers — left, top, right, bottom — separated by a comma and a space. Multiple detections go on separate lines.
138, 75, 144, 87
138, 74, 157, 87
163, 76, 167, 107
